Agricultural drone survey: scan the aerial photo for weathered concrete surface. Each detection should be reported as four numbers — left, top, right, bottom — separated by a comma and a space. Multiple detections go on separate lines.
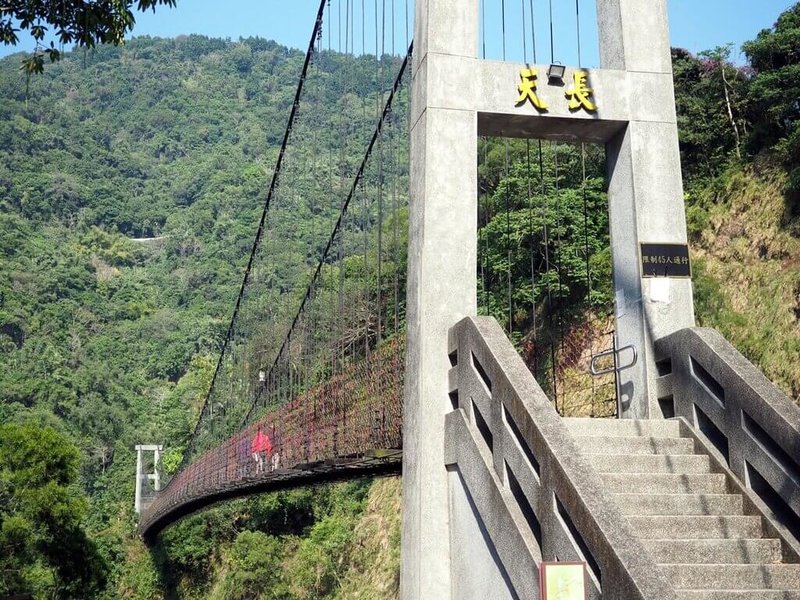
449, 467, 517, 600
403, 0, 696, 593
568, 415, 800, 595
600, 0, 695, 418
655, 327, 800, 558
446, 316, 678, 600
401, 0, 478, 597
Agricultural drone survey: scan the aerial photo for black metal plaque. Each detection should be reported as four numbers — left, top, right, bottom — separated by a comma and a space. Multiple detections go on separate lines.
639, 243, 691, 278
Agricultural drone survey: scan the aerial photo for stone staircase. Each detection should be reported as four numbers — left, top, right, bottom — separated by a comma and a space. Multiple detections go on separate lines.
564, 417, 800, 599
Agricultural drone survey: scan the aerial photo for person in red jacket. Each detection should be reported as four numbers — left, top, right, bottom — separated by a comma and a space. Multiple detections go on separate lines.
251, 428, 273, 474
251, 429, 264, 474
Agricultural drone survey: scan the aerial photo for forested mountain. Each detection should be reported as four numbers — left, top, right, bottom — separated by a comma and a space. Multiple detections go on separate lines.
1, 3, 799, 598
0, 35, 311, 491
0, 34, 402, 598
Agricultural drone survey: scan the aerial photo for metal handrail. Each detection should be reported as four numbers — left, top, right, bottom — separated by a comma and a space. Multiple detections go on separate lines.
590, 344, 637, 376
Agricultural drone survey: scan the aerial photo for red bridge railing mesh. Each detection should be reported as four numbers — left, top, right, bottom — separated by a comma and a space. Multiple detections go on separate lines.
141, 336, 405, 531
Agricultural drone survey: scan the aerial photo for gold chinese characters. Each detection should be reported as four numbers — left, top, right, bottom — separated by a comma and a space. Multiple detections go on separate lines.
515, 68, 598, 113
566, 70, 597, 112
516, 68, 548, 110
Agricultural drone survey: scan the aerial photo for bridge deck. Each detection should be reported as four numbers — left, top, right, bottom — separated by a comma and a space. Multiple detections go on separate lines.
139, 338, 404, 540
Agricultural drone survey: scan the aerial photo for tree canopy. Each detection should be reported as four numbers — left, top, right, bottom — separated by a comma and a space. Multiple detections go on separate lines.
0, 422, 106, 598
671, 2, 800, 203
743, 3, 800, 198
1, 0, 177, 74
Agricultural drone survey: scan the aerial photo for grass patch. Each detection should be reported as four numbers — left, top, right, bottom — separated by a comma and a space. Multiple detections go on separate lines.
689, 167, 800, 401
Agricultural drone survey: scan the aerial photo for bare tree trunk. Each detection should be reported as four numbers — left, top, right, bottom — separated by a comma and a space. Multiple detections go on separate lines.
721, 65, 742, 159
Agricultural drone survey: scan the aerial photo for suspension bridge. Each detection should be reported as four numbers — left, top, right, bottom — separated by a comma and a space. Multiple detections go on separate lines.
137, 1, 800, 598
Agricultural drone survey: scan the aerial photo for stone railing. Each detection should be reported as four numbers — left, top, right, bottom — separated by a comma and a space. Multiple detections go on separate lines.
445, 316, 675, 600
655, 327, 800, 543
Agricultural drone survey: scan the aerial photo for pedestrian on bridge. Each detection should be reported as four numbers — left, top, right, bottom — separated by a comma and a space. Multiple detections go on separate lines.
238, 434, 250, 478
270, 427, 280, 472
251, 428, 273, 474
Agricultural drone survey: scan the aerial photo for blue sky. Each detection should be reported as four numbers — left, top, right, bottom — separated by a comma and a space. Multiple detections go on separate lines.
0, 0, 795, 65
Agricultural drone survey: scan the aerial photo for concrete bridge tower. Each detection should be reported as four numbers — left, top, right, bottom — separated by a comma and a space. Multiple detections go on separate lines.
134, 444, 163, 515
402, 0, 694, 596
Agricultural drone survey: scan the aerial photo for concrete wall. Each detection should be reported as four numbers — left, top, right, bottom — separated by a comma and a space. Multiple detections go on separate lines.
449, 468, 517, 600
599, 0, 695, 418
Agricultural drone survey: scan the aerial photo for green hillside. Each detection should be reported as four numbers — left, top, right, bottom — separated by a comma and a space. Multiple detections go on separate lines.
0, 34, 403, 599
1, 3, 799, 599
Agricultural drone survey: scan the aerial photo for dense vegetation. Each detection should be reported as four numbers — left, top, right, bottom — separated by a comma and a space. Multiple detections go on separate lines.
0, 34, 401, 598
0, 3, 798, 598
671, 3, 800, 398
673, 3, 800, 202
1, 0, 177, 75
0, 422, 106, 597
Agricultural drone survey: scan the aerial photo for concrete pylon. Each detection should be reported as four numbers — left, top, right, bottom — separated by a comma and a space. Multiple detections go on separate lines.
134, 444, 163, 515
402, 1, 479, 598
599, 0, 696, 418
402, 0, 694, 596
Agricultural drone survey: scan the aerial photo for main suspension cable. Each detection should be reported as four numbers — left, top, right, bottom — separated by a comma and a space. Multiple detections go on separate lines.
242, 46, 413, 426
183, 0, 329, 467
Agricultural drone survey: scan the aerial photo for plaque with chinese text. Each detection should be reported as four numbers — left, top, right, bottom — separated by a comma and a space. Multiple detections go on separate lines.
639, 243, 691, 278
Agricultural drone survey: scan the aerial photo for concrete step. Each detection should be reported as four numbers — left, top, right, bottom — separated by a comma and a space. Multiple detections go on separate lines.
564, 417, 682, 438
613, 493, 743, 516
677, 592, 800, 600
660, 564, 800, 590
601, 472, 728, 494
573, 435, 696, 456
627, 515, 763, 539
590, 453, 713, 474
644, 538, 783, 564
